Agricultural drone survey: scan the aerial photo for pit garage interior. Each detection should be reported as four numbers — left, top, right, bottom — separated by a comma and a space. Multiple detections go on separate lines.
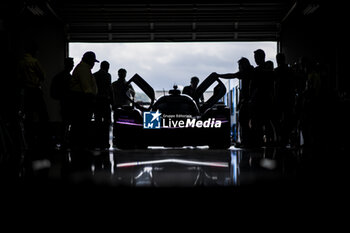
0, 0, 349, 204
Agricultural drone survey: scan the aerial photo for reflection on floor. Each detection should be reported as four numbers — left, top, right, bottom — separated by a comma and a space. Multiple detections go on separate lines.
4, 144, 346, 212
22, 146, 305, 189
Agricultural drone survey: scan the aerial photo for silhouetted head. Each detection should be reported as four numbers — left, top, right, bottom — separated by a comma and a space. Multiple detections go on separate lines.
254, 49, 266, 66
190, 76, 200, 88
238, 57, 252, 72
276, 53, 286, 67
82, 51, 99, 69
265, 60, 274, 71
100, 61, 110, 71
64, 57, 74, 72
118, 68, 127, 79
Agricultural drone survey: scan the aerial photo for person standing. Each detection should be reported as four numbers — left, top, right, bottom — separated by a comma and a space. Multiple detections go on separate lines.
111, 68, 135, 110
216, 57, 254, 147
69, 51, 99, 149
17, 41, 49, 155
50, 57, 74, 148
249, 49, 275, 145
93, 61, 112, 149
111, 68, 135, 147
182, 76, 204, 104
274, 53, 296, 146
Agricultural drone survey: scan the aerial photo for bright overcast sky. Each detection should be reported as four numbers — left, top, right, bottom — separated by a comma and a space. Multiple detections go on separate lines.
69, 42, 277, 90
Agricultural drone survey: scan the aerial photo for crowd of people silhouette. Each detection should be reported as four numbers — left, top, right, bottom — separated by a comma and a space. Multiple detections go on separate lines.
51, 52, 137, 150
1, 42, 348, 181
215, 49, 336, 149
46, 47, 337, 151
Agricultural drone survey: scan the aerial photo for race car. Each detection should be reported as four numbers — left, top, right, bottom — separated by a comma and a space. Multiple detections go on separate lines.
113, 73, 231, 149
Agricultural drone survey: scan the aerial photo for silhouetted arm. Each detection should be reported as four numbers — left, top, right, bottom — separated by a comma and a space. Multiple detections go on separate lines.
217, 72, 240, 79
218, 71, 252, 80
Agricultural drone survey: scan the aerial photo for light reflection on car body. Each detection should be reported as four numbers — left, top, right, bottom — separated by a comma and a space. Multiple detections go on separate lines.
114, 150, 237, 187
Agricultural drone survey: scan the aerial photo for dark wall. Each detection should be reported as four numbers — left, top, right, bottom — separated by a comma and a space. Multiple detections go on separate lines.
280, 2, 347, 92
1, 1, 66, 121
280, 2, 350, 150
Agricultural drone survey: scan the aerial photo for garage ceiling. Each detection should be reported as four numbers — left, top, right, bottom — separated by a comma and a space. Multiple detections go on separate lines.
18, 0, 299, 42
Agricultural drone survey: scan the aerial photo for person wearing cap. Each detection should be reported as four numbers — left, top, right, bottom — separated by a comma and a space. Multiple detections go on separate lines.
69, 51, 99, 148
70, 51, 99, 95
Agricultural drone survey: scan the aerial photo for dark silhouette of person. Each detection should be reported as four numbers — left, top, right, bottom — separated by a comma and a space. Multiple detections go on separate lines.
51, 57, 74, 102
249, 49, 275, 146
111, 68, 135, 110
215, 57, 254, 147
291, 56, 310, 147
17, 41, 48, 123
17, 41, 49, 156
182, 76, 204, 104
294, 56, 309, 96
93, 61, 112, 149
50, 57, 74, 148
111, 68, 135, 147
273, 53, 296, 147
69, 51, 99, 149
300, 60, 327, 148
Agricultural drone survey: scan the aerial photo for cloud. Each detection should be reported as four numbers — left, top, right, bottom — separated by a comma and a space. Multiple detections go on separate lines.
69, 42, 277, 90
